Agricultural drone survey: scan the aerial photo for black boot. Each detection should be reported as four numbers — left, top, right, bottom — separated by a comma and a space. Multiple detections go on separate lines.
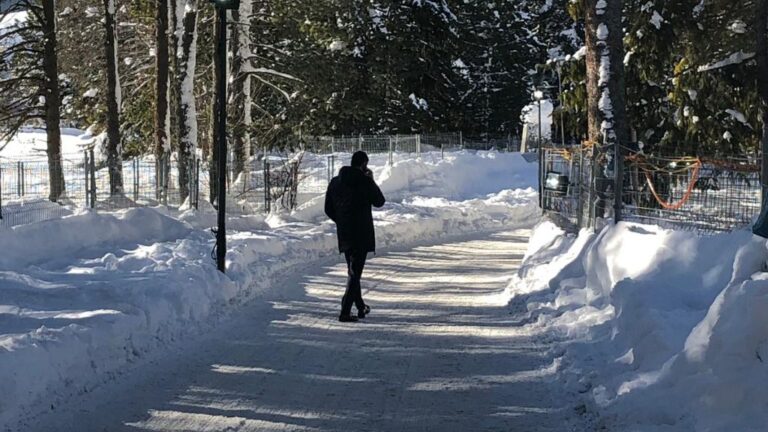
358, 305, 371, 319
339, 314, 359, 323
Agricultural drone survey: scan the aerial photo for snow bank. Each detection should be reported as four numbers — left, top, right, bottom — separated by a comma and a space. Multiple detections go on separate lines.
512, 221, 768, 431
0, 207, 191, 268
521, 99, 554, 139
0, 128, 98, 160
0, 151, 538, 429
293, 151, 537, 222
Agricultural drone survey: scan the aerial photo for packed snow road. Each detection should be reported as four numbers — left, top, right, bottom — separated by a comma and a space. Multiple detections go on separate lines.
26, 230, 580, 432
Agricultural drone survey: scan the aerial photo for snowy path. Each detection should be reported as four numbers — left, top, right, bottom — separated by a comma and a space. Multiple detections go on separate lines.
27, 230, 578, 432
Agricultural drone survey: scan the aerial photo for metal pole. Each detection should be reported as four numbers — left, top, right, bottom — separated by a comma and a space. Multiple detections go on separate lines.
538, 99, 542, 151
577, 149, 584, 228
614, 139, 623, 223
416, 134, 421, 157
133, 158, 139, 202
215, 7, 227, 273
0, 164, 3, 220
264, 160, 271, 214
17, 161, 22, 197
539, 146, 545, 210
195, 156, 200, 209
84, 150, 90, 207
89, 147, 96, 208
557, 65, 566, 147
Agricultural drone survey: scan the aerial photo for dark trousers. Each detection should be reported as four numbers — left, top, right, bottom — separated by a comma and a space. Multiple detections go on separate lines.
341, 250, 367, 316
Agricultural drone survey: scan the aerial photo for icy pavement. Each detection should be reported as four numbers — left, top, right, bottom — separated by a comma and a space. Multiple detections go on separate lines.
25, 230, 581, 432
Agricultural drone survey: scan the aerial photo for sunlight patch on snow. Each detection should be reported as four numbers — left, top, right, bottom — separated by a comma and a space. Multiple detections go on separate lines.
409, 358, 560, 391
126, 409, 321, 432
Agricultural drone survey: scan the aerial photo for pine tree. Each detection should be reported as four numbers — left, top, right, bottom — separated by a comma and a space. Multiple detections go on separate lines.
758, 0, 768, 196
104, 0, 123, 194
0, 0, 64, 201
155, 0, 170, 160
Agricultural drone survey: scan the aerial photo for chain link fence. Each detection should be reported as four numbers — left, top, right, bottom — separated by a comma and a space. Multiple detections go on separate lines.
1, 132, 517, 229
541, 145, 762, 233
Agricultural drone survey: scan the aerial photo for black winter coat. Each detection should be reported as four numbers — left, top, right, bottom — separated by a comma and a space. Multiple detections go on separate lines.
324, 166, 386, 253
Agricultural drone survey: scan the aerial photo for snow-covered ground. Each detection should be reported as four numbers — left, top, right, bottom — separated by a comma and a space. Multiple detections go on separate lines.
511, 220, 768, 431
23, 229, 585, 432
0, 127, 99, 160
0, 151, 538, 430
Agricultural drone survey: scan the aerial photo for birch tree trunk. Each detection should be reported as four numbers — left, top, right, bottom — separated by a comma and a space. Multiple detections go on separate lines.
104, 0, 123, 195
174, 0, 199, 203
42, 0, 64, 202
229, 1, 253, 179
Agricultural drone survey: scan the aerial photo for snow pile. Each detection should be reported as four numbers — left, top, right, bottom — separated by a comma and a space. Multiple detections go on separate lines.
294, 151, 537, 222
521, 99, 554, 140
0, 151, 538, 429
512, 221, 768, 431
0, 128, 98, 160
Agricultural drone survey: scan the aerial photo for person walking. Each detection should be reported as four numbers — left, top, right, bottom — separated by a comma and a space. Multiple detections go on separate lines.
325, 151, 386, 322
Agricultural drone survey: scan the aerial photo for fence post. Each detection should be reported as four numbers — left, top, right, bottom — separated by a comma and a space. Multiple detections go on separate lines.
416, 134, 421, 157
89, 147, 96, 208
290, 161, 299, 210
358, 134, 363, 151
195, 156, 200, 209
263, 159, 271, 214
0, 164, 3, 220
441, 144, 444, 160
133, 158, 139, 202
187, 155, 194, 207
459, 131, 464, 150
576, 149, 584, 228
388, 137, 394, 165
17, 161, 23, 197
614, 140, 624, 223
84, 150, 89, 207
331, 137, 335, 154
539, 147, 545, 211
154, 157, 159, 201
327, 155, 335, 182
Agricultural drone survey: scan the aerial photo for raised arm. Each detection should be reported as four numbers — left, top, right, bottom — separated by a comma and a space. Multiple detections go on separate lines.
368, 178, 386, 208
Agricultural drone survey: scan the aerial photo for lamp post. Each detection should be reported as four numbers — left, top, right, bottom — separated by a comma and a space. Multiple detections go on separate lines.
556, 63, 566, 146
534, 90, 544, 150
534, 89, 544, 210
210, 0, 239, 273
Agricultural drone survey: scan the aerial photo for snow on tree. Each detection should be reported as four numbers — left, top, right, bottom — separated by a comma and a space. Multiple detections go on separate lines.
229, 0, 253, 177
174, 0, 199, 202
584, 0, 628, 148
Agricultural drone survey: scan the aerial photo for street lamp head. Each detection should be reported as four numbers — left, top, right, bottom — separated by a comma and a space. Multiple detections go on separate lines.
210, 0, 239, 9
533, 90, 544, 101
